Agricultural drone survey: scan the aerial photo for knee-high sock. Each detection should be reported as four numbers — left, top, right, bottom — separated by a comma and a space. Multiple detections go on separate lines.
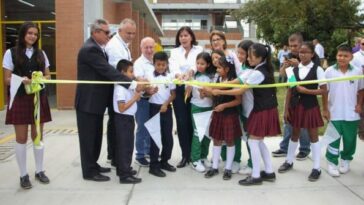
33, 143, 44, 173
259, 140, 273, 173
15, 142, 27, 177
248, 139, 261, 178
212, 146, 222, 169
311, 142, 321, 170
225, 146, 235, 170
286, 140, 298, 164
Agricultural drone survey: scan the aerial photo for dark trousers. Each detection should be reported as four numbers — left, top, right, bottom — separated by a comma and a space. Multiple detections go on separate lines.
149, 103, 174, 170
76, 110, 104, 178
172, 85, 193, 159
107, 104, 116, 162
114, 113, 135, 178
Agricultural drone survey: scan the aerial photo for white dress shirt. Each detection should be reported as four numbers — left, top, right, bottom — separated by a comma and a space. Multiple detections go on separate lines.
134, 54, 154, 79
314, 43, 325, 59
169, 45, 203, 77
147, 72, 176, 105
351, 50, 364, 71
113, 84, 137, 115
3, 47, 50, 71
105, 33, 131, 68
297, 61, 326, 86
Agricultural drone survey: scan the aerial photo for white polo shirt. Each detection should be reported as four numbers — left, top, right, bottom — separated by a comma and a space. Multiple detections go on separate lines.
134, 54, 154, 79
351, 50, 364, 71
113, 84, 137, 116
3, 47, 50, 71
105, 33, 131, 68
169, 45, 203, 77
147, 72, 176, 105
190, 73, 213, 108
237, 66, 254, 118
325, 64, 364, 121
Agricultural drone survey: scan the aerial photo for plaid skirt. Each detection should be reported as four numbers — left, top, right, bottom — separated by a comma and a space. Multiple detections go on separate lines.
5, 94, 52, 125
209, 112, 242, 144
289, 103, 323, 129
247, 107, 281, 137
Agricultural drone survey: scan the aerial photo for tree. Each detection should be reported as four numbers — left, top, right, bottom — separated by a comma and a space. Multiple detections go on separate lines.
232, 0, 364, 61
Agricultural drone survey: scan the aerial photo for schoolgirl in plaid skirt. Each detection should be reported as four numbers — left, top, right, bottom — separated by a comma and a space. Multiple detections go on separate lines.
203, 54, 242, 180
2, 22, 52, 189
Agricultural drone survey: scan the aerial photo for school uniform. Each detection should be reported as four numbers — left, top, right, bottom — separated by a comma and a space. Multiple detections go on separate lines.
325, 64, 364, 165
289, 62, 325, 129
3, 47, 52, 124
147, 71, 176, 170
209, 76, 242, 144
113, 84, 137, 178
190, 72, 213, 163
247, 63, 281, 137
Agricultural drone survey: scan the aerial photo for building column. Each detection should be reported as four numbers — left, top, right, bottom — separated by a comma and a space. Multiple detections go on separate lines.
132, 10, 140, 60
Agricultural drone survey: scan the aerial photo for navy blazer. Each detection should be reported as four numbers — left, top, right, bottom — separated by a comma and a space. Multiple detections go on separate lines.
75, 37, 132, 114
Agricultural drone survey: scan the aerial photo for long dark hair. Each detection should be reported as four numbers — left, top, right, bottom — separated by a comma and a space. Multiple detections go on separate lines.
218, 56, 237, 81
249, 43, 274, 82
195, 52, 216, 78
237, 40, 254, 67
175, 26, 198, 48
15, 22, 45, 72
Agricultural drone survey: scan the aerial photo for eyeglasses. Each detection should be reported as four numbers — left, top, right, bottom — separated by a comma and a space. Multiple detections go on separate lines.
97, 29, 111, 36
212, 38, 222, 43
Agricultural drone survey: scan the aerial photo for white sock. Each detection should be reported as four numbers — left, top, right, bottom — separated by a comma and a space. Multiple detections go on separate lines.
286, 140, 298, 164
248, 139, 261, 178
33, 142, 44, 173
212, 146, 222, 169
311, 141, 321, 170
15, 142, 27, 177
259, 140, 273, 173
225, 146, 235, 170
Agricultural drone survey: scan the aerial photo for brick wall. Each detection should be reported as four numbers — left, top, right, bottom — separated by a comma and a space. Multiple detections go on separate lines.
56, 0, 83, 109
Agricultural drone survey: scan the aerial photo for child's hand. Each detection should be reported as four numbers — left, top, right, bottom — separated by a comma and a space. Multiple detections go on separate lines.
22, 77, 31, 85
160, 104, 168, 113
214, 104, 225, 112
133, 92, 142, 101
284, 109, 290, 123
355, 104, 362, 114
322, 109, 330, 121
211, 89, 221, 96
296, 85, 307, 94
146, 86, 158, 95
201, 87, 212, 95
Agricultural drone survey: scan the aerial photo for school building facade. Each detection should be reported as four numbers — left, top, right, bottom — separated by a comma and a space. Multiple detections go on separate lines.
0, 0, 163, 110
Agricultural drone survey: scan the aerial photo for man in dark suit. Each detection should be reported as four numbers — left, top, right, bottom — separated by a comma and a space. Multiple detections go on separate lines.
75, 19, 141, 182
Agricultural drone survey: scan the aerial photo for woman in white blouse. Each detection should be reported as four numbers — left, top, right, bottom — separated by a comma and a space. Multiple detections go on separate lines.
169, 26, 203, 168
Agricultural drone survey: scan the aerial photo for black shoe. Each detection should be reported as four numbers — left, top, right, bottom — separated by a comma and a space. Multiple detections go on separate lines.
117, 169, 137, 177
260, 171, 276, 182
149, 168, 166, 177
98, 166, 111, 173
35, 171, 50, 184
272, 149, 287, 157
308, 169, 321, 182
120, 176, 142, 184
135, 158, 149, 167
278, 162, 293, 173
84, 174, 110, 182
223, 170, 232, 180
204, 168, 219, 178
296, 152, 309, 161
238, 176, 263, 186
20, 174, 32, 189
177, 158, 189, 168
161, 162, 176, 172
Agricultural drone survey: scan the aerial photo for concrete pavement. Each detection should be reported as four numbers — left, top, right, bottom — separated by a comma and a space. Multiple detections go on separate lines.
1, 109, 364, 205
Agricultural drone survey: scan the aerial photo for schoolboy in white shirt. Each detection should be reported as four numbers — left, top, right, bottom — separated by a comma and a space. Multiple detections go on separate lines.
147, 51, 176, 177
113, 59, 142, 184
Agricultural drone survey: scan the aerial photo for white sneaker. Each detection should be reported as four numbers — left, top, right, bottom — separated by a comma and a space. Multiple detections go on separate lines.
191, 160, 206, 173
238, 165, 252, 175
327, 162, 340, 177
201, 158, 212, 168
339, 159, 350, 174
231, 162, 240, 174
